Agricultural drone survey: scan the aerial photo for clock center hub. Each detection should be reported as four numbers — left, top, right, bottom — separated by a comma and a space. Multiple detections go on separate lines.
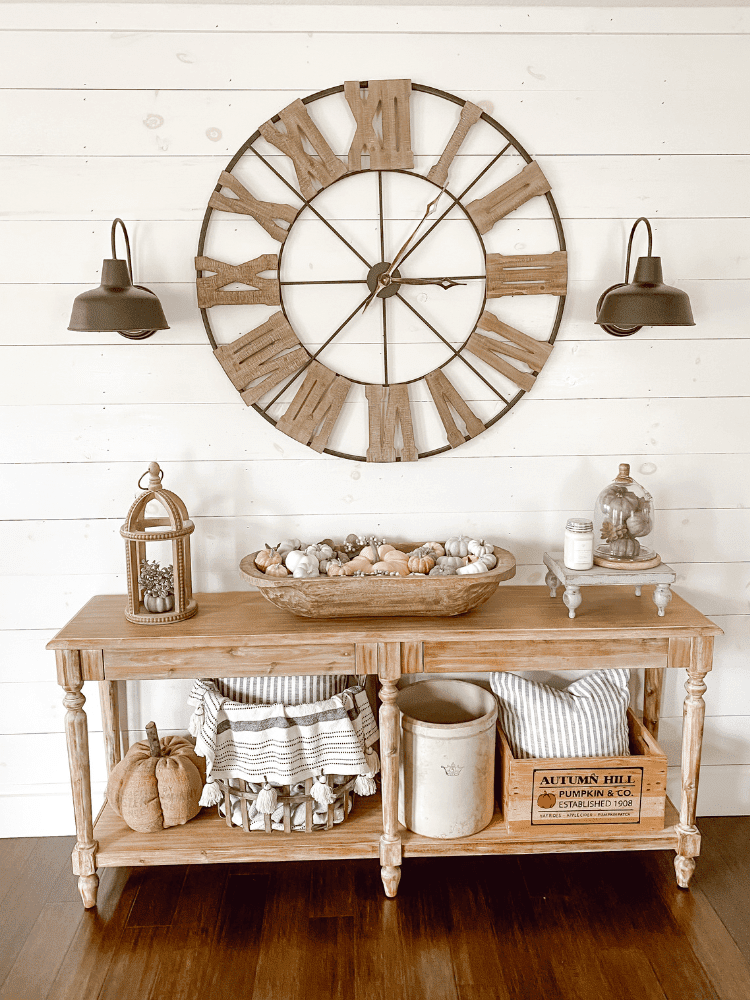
367, 261, 402, 299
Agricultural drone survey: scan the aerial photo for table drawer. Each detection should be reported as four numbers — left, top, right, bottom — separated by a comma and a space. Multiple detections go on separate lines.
104, 644, 356, 679
423, 638, 668, 673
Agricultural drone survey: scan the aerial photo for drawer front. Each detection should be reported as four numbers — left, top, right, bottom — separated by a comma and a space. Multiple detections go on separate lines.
105, 644, 356, 679
423, 638, 668, 674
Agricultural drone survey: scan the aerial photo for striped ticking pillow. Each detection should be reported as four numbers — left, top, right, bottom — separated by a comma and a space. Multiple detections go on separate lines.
490, 668, 631, 759
214, 674, 350, 706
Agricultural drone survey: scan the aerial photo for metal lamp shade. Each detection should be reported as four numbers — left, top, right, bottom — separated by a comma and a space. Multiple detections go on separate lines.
596, 256, 695, 330
69, 258, 169, 333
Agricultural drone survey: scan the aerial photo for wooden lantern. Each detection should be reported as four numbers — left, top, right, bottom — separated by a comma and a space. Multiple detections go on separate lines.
121, 461, 198, 624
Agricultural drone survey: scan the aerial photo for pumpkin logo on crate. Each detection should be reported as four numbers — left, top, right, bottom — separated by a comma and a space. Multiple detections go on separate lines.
536, 791, 557, 809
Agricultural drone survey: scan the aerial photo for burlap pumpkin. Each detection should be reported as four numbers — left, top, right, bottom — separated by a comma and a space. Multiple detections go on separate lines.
107, 722, 206, 833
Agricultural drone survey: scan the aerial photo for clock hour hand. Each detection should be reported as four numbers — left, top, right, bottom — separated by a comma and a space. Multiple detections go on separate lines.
388, 276, 466, 290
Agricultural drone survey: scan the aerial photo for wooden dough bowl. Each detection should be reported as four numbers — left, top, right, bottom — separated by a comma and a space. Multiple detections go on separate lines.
239, 546, 516, 619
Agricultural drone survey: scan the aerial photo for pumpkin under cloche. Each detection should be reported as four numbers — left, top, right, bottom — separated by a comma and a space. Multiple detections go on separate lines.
107, 721, 206, 833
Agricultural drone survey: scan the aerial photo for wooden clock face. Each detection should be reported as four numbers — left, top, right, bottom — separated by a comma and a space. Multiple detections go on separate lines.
196, 80, 567, 461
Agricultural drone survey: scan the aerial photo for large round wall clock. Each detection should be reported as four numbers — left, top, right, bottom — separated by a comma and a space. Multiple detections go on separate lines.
196, 80, 567, 462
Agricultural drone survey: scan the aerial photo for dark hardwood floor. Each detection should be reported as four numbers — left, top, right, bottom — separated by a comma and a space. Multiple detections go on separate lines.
1, 818, 749, 1000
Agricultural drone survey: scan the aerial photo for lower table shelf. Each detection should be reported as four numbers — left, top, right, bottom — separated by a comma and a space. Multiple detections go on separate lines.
93, 795, 680, 868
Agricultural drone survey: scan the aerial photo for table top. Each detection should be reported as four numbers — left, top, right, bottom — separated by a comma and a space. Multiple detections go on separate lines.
47, 586, 722, 651
544, 552, 677, 585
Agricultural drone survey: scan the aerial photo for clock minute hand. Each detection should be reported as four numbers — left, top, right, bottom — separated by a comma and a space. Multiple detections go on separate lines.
387, 185, 447, 278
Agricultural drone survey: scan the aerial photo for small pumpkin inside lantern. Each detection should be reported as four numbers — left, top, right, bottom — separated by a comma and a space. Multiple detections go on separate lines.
121, 461, 198, 624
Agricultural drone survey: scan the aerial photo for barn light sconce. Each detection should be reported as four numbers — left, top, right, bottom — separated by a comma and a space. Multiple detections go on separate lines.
68, 218, 169, 340
595, 217, 694, 337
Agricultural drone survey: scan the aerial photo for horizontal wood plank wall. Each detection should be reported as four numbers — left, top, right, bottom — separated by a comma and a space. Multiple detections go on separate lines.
1, 3, 748, 834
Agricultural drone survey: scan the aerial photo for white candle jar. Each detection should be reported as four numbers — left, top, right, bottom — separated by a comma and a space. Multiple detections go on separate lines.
564, 518, 594, 569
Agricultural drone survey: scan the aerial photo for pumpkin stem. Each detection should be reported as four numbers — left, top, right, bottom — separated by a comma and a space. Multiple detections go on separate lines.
145, 720, 162, 758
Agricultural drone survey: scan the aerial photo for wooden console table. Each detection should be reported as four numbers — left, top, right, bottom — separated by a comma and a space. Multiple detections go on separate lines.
48, 586, 721, 908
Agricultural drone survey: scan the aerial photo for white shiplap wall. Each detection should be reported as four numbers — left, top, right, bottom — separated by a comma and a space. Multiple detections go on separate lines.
1, 2, 748, 836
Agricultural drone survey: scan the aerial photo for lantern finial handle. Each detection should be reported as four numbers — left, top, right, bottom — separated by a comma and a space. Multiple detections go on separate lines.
138, 461, 164, 492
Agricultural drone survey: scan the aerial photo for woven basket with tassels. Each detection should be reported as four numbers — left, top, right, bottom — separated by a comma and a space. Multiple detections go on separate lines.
216, 774, 363, 833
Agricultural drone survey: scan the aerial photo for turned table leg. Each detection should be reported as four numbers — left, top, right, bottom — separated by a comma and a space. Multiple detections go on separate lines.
563, 584, 582, 619
378, 643, 402, 898
545, 569, 559, 598
57, 650, 99, 908
653, 583, 673, 617
674, 637, 713, 888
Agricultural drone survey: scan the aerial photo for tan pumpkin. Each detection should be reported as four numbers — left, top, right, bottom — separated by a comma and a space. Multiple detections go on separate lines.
360, 543, 395, 562
423, 541, 446, 557
408, 554, 436, 574
327, 560, 356, 576
346, 555, 374, 572
107, 722, 205, 833
264, 563, 289, 577
254, 545, 282, 572
537, 792, 557, 809
383, 549, 408, 563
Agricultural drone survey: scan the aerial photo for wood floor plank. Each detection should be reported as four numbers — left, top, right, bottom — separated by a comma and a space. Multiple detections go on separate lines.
446, 857, 512, 997
353, 858, 459, 1000
0, 838, 39, 902
694, 817, 750, 959
309, 857, 355, 918
47, 866, 143, 1000
97, 926, 170, 1000
649, 850, 750, 1000
0, 836, 78, 985
197, 870, 270, 1000
125, 865, 187, 928
150, 865, 230, 1001
0, 900, 84, 1001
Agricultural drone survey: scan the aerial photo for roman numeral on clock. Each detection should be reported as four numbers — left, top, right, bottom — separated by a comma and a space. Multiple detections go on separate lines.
427, 100, 482, 188
260, 99, 346, 201
466, 161, 551, 234
208, 171, 298, 243
365, 384, 418, 462
196, 253, 280, 308
486, 251, 567, 298
276, 361, 351, 452
213, 312, 308, 406
425, 369, 486, 449
345, 79, 414, 171
466, 311, 553, 392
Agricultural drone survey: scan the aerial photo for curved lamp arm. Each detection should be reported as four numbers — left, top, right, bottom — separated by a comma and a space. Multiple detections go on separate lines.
596, 216, 654, 338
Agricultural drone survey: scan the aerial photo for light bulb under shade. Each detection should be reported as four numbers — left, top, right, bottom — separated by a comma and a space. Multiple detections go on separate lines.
596, 256, 695, 334
68, 259, 169, 334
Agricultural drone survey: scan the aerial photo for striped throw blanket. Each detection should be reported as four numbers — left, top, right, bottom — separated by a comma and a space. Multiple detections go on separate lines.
188, 679, 379, 793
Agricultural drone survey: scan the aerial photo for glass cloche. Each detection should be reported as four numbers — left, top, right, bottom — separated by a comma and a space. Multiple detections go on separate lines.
593, 463, 660, 569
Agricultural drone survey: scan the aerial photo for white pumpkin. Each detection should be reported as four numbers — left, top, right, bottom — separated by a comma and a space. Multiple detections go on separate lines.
284, 549, 308, 572
468, 539, 493, 558
277, 538, 302, 558
437, 555, 466, 570
456, 560, 489, 575
292, 553, 320, 578
306, 542, 334, 562
444, 535, 472, 557
476, 551, 498, 570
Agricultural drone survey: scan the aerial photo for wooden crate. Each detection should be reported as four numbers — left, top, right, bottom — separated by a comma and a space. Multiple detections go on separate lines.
496, 709, 668, 836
